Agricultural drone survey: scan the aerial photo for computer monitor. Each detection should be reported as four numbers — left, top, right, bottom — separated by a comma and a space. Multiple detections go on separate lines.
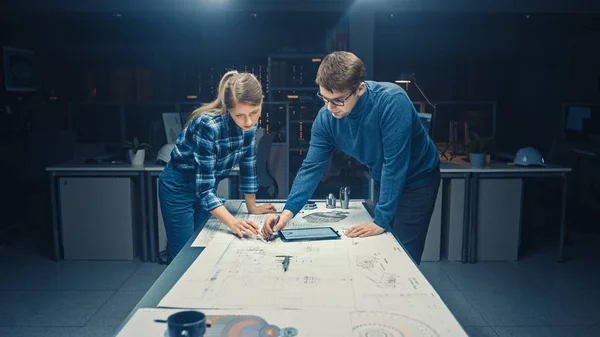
418, 112, 432, 136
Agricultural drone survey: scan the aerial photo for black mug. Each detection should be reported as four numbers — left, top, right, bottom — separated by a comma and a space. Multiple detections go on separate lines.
167, 310, 206, 337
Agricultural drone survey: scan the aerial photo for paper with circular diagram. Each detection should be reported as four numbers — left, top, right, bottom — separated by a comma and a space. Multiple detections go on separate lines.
116, 308, 448, 337
160, 201, 467, 336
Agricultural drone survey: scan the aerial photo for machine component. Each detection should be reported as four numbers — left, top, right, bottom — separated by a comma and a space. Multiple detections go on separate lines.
326, 193, 336, 209
339, 186, 350, 209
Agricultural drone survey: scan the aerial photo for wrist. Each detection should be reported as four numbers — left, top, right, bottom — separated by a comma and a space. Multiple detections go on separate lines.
223, 215, 238, 228
281, 210, 294, 222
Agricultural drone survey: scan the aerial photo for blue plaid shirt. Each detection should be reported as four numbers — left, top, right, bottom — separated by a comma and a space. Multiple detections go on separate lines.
170, 112, 258, 211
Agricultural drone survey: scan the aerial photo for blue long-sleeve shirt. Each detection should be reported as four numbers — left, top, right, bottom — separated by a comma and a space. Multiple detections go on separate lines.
284, 81, 440, 229
169, 112, 258, 211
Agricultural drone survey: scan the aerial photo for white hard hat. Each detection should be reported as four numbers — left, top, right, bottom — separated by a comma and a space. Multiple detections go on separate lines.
514, 147, 546, 167
157, 144, 176, 164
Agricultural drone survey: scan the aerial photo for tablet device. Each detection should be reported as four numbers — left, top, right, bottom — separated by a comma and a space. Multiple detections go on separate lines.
278, 227, 341, 242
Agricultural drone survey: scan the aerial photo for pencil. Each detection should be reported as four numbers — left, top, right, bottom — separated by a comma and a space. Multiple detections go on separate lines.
266, 215, 280, 242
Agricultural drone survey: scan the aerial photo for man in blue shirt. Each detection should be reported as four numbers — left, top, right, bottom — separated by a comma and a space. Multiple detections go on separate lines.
262, 51, 440, 265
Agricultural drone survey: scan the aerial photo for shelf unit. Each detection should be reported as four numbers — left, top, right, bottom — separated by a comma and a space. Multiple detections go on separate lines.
267, 54, 370, 198
267, 54, 324, 197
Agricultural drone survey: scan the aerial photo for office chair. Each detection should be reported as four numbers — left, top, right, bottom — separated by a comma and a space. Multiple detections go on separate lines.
256, 132, 279, 199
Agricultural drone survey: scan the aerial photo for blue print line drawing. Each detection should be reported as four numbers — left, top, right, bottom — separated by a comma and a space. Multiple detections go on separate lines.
350, 311, 440, 337
302, 211, 349, 224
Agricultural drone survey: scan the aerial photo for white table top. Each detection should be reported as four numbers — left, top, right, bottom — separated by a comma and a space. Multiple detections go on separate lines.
45, 160, 146, 172
129, 200, 469, 337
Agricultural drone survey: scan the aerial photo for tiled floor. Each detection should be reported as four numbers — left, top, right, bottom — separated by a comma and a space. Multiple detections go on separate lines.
0, 231, 598, 337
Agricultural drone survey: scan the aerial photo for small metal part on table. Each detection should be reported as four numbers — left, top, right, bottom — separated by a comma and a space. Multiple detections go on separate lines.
326, 193, 336, 209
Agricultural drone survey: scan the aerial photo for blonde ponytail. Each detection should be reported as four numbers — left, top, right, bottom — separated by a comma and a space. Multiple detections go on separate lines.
186, 70, 239, 126
186, 70, 263, 127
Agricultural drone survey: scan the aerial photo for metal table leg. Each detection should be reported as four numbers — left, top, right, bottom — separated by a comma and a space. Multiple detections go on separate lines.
461, 172, 471, 263
469, 172, 479, 263
147, 173, 157, 263
139, 172, 148, 262
559, 172, 568, 263
49, 172, 61, 261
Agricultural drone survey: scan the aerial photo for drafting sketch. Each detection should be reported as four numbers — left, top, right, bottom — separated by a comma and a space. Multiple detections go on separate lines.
355, 254, 402, 289
246, 201, 372, 229
161, 238, 357, 309
302, 211, 349, 223
350, 311, 440, 337
357, 292, 445, 313
192, 219, 233, 247
159, 200, 468, 337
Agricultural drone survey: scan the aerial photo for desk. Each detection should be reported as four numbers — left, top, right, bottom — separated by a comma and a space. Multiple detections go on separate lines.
47, 160, 242, 263
365, 163, 471, 263
365, 159, 571, 263
116, 200, 468, 337
46, 161, 147, 262
144, 164, 239, 262
462, 161, 571, 263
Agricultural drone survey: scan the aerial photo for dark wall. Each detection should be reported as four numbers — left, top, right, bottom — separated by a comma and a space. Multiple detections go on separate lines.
375, 12, 600, 154
1, 11, 343, 102
3, 11, 600, 153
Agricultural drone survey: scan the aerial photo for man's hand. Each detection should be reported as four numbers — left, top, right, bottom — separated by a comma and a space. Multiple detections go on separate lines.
345, 222, 384, 238
249, 203, 277, 215
261, 210, 293, 239
226, 219, 260, 238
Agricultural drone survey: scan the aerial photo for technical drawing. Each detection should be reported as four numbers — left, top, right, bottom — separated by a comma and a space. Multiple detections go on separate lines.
302, 211, 349, 223
183, 239, 357, 309
355, 255, 401, 289
350, 311, 440, 337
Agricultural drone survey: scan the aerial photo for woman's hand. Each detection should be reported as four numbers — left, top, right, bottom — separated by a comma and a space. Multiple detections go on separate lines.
226, 219, 260, 238
249, 203, 278, 215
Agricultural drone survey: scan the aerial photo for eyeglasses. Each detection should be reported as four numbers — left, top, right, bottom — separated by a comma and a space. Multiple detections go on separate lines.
316, 86, 358, 107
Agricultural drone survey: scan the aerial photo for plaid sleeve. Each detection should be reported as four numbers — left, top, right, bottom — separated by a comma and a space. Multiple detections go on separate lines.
238, 135, 259, 194
192, 118, 225, 211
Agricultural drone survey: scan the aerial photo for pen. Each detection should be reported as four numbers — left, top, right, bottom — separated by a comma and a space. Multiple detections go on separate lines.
266, 215, 280, 242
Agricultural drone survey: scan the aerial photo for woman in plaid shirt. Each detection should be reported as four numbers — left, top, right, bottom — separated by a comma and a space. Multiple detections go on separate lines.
159, 70, 277, 261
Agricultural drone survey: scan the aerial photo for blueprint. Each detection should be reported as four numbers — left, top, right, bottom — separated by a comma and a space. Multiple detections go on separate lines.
192, 201, 374, 247
116, 307, 467, 337
162, 201, 468, 337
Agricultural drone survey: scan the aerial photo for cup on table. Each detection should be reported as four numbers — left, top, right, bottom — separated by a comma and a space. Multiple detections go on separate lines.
167, 310, 206, 337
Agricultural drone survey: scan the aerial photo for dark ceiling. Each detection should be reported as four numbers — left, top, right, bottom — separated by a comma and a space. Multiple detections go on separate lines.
1, 0, 600, 16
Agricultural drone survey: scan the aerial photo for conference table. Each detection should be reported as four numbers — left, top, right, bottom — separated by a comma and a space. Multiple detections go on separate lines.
115, 199, 469, 337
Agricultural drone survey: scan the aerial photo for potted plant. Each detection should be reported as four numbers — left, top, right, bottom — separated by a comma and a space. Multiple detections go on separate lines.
468, 132, 494, 168
123, 137, 151, 166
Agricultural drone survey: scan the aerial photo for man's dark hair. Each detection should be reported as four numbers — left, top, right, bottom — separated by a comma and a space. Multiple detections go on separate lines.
315, 51, 366, 93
